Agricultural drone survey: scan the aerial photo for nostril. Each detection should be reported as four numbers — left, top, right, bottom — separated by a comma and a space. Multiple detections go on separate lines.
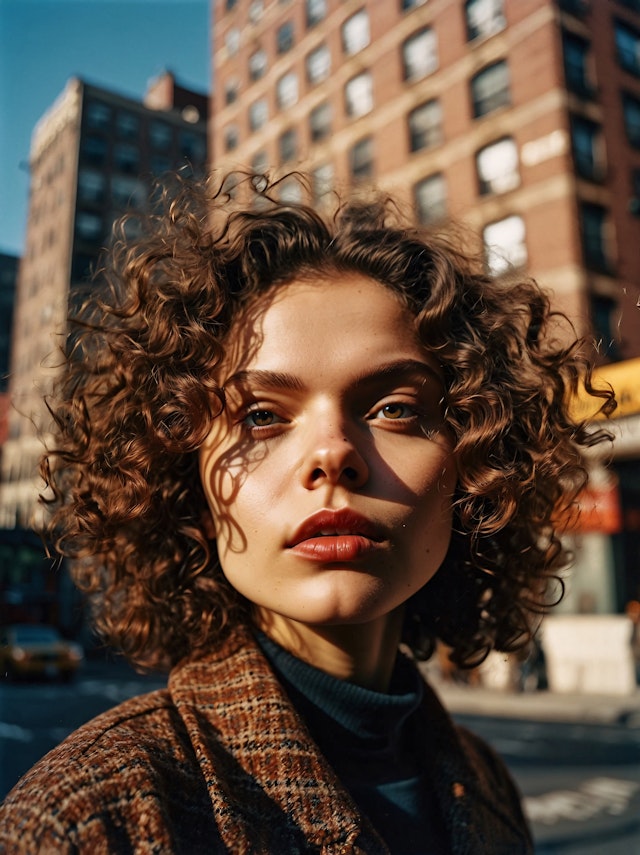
311, 467, 325, 481
344, 466, 359, 481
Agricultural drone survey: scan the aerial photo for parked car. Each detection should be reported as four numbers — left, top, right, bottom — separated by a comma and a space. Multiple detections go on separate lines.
0, 624, 84, 682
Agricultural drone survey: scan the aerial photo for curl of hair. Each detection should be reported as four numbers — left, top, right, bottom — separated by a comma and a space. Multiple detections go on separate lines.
40, 172, 615, 670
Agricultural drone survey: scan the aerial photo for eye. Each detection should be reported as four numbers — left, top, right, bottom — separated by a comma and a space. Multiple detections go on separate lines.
374, 402, 415, 420
244, 409, 281, 428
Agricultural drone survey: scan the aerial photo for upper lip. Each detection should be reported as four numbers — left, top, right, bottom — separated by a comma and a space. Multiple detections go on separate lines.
287, 509, 385, 547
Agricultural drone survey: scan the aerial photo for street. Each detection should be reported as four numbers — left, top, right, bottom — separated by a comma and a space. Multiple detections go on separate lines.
1, 663, 640, 853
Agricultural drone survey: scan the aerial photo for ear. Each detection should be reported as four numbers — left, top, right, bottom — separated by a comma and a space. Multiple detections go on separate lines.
201, 508, 217, 540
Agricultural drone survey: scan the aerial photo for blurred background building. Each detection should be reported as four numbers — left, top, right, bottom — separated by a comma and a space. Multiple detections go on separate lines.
0, 72, 207, 630
1, 0, 639, 649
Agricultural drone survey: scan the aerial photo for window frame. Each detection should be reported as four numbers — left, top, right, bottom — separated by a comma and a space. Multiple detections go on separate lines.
345, 71, 374, 118
475, 136, 520, 195
414, 173, 447, 225
470, 60, 511, 118
402, 28, 438, 82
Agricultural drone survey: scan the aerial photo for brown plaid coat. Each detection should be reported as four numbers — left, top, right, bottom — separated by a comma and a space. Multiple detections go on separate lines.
0, 629, 532, 854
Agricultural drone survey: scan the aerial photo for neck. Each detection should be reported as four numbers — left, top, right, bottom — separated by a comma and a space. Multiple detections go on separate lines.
255, 607, 405, 691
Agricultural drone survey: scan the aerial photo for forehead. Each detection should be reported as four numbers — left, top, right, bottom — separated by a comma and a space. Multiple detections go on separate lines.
221, 274, 424, 376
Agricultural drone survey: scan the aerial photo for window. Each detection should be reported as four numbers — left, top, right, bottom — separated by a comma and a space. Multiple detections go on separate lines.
85, 101, 112, 131
249, 98, 268, 131
630, 168, 640, 216
465, 0, 505, 41
224, 125, 239, 151
251, 151, 268, 173
113, 143, 140, 174
277, 21, 294, 53
248, 0, 264, 22
562, 31, 593, 97
312, 162, 334, 202
249, 49, 268, 81
345, 72, 373, 118
150, 156, 172, 175
483, 215, 527, 275
225, 79, 239, 105
623, 92, 640, 146
408, 100, 442, 152
279, 178, 303, 203
306, 0, 327, 27
590, 296, 618, 357
149, 121, 173, 150
471, 61, 510, 118
116, 111, 139, 140
402, 29, 438, 81
414, 174, 447, 224
350, 137, 374, 181
342, 10, 370, 56
226, 0, 238, 10
77, 169, 106, 205
476, 137, 519, 195
571, 115, 604, 180
279, 128, 298, 163
307, 44, 331, 84
180, 131, 206, 163
580, 203, 611, 272
309, 102, 332, 141
111, 175, 146, 208
401, 0, 427, 9
277, 72, 299, 109
615, 20, 640, 76
226, 27, 240, 55
75, 211, 103, 242
81, 135, 108, 166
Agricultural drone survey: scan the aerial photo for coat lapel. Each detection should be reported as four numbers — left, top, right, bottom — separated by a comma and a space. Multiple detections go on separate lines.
169, 630, 388, 854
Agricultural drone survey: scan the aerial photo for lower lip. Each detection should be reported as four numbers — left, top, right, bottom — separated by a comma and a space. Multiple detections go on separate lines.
289, 536, 382, 562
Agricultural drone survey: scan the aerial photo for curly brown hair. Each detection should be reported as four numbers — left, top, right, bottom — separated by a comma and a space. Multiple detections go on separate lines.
41, 172, 615, 671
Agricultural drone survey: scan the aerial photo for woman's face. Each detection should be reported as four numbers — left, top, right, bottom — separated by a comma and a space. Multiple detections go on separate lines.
199, 274, 456, 634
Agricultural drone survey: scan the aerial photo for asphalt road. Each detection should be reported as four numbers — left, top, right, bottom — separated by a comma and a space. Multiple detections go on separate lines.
454, 713, 640, 853
1, 661, 640, 852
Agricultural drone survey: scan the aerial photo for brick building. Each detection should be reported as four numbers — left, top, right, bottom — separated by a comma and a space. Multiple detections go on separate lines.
0, 73, 207, 628
212, 0, 640, 358
211, 0, 640, 611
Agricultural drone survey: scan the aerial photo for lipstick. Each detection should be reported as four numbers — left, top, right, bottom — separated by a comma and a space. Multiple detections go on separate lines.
287, 509, 385, 562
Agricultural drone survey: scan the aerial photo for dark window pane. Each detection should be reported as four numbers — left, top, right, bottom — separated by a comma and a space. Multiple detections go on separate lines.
615, 20, 640, 77
471, 61, 510, 118
414, 173, 447, 224
562, 31, 594, 97
408, 100, 442, 151
277, 21, 294, 53
350, 136, 374, 180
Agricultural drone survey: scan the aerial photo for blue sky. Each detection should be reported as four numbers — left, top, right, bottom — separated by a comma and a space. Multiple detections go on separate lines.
0, 0, 210, 256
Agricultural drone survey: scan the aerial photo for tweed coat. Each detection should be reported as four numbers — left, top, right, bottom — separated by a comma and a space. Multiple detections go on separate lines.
0, 629, 533, 854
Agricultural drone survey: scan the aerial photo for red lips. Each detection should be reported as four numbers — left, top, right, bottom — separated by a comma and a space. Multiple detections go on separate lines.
287, 509, 385, 562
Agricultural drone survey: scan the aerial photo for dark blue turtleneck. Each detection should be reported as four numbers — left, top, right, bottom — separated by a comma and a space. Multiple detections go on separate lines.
256, 632, 449, 854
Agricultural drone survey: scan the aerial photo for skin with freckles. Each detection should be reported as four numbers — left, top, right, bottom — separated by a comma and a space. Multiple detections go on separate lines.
199, 274, 457, 689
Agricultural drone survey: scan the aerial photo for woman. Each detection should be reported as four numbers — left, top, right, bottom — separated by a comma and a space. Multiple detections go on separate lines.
0, 173, 614, 853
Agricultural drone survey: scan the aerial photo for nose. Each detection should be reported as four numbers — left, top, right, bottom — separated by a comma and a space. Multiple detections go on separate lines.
300, 416, 369, 491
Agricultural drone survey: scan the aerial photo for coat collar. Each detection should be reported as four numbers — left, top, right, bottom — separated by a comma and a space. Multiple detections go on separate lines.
168, 628, 531, 854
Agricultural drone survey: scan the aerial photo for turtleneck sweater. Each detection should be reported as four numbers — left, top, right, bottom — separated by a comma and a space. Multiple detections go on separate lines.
256, 632, 450, 854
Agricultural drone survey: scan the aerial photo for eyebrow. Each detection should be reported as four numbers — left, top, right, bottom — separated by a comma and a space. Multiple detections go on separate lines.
223, 359, 442, 394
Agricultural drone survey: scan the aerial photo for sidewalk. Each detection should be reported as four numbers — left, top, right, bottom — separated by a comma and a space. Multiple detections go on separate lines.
420, 663, 640, 725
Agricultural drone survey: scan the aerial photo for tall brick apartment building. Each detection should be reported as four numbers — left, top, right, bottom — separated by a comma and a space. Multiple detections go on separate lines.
212, 0, 640, 359
0, 74, 207, 628
211, 0, 640, 612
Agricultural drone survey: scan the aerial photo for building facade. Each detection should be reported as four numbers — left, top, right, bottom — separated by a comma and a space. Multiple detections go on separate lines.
0, 74, 207, 628
211, 0, 640, 611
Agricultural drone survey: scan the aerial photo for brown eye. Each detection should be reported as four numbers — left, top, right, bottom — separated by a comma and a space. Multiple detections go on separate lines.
379, 403, 411, 420
245, 410, 276, 427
